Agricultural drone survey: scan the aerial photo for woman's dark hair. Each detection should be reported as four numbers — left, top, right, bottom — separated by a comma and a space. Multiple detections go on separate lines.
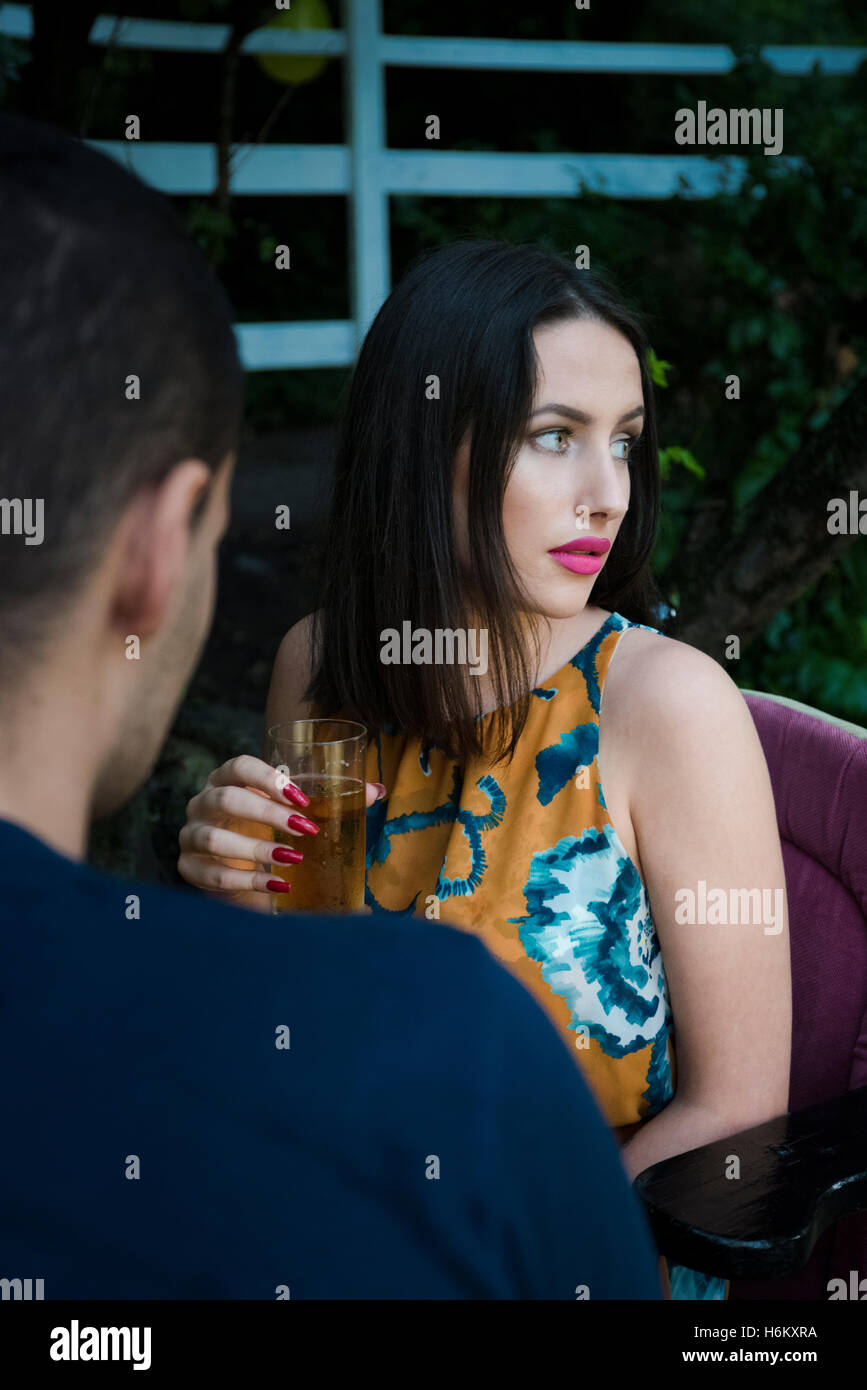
307, 239, 663, 766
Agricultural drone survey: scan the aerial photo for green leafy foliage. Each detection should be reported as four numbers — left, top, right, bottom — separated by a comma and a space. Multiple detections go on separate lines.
647, 348, 674, 388
737, 542, 867, 722
184, 200, 237, 267
658, 445, 706, 482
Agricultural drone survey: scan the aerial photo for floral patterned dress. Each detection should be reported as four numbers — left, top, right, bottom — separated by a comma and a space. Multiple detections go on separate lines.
321, 609, 728, 1300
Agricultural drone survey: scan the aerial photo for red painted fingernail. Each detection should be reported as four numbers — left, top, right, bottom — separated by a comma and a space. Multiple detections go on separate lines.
272, 846, 303, 864
282, 783, 310, 808
266, 878, 290, 893
287, 814, 318, 835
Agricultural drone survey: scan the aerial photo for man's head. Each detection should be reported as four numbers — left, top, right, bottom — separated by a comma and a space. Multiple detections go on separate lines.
0, 115, 243, 822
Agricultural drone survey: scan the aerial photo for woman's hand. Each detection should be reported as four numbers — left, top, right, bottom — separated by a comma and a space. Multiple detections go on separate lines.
178, 755, 386, 913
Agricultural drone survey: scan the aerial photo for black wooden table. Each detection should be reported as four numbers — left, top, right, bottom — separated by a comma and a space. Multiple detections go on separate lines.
632, 1084, 867, 1280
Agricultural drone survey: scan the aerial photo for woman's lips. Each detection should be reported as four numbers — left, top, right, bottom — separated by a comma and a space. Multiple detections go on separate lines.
548, 538, 610, 575
549, 549, 605, 575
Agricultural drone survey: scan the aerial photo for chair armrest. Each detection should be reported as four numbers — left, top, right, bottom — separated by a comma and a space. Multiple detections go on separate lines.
632, 1085, 867, 1280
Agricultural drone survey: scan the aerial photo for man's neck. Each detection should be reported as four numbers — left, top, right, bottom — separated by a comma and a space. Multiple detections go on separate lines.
0, 694, 96, 862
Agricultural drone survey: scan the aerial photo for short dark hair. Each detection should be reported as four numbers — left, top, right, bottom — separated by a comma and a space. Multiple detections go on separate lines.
308, 238, 663, 766
0, 114, 243, 691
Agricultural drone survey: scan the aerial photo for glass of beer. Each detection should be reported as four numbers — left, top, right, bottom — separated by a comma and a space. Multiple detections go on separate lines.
265, 719, 367, 914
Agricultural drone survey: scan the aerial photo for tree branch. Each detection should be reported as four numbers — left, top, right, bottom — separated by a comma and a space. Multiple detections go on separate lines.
670, 374, 867, 653
215, 1, 274, 218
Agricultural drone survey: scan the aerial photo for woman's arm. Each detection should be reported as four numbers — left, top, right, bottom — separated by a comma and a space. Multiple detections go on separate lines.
264, 611, 319, 738
617, 638, 792, 1182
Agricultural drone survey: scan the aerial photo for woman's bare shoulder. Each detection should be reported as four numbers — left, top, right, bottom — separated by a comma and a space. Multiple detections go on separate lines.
265, 610, 323, 728
605, 625, 749, 731
602, 627, 763, 844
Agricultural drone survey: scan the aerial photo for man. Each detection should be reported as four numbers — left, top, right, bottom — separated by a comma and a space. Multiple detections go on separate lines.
0, 114, 661, 1299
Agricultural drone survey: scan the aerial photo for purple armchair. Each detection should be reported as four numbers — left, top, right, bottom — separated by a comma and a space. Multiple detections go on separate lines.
730, 692, 867, 1299
635, 689, 867, 1300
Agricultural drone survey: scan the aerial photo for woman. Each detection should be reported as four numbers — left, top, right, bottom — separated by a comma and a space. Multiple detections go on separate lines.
179, 240, 792, 1300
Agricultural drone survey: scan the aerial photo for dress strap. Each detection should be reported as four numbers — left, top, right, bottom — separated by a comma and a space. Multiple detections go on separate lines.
590, 612, 662, 714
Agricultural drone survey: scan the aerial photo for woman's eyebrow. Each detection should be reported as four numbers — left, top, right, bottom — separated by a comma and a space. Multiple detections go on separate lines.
530, 404, 645, 425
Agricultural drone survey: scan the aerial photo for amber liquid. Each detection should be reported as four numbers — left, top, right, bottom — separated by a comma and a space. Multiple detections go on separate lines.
270, 773, 366, 913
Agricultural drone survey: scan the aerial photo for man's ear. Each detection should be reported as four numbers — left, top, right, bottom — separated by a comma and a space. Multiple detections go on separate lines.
188, 475, 213, 530
109, 459, 213, 638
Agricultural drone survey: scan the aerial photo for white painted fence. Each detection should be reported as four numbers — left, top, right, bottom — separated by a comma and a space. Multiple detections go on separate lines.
1, 1, 862, 368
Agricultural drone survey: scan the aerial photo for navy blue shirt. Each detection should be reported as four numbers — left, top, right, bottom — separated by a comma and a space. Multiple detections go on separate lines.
0, 816, 662, 1299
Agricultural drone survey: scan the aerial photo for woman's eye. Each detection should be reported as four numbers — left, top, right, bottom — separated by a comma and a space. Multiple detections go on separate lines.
534, 429, 642, 458
535, 428, 570, 453
612, 436, 639, 461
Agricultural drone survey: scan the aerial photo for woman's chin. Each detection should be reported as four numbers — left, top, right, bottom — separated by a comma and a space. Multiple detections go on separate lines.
521, 592, 594, 623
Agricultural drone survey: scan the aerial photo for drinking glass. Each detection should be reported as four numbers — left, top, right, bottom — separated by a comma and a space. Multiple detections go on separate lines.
265, 719, 367, 913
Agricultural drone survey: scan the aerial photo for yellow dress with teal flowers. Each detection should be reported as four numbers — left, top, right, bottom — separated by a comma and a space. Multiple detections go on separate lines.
317, 609, 728, 1301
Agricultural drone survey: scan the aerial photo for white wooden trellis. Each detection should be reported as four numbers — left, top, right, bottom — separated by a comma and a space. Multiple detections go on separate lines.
1, 1, 862, 369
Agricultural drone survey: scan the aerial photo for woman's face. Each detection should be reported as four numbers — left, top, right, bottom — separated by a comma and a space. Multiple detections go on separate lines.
453, 316, 644, 622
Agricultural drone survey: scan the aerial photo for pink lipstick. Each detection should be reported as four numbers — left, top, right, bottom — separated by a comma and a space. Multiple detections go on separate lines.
548, 536, 611, 575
